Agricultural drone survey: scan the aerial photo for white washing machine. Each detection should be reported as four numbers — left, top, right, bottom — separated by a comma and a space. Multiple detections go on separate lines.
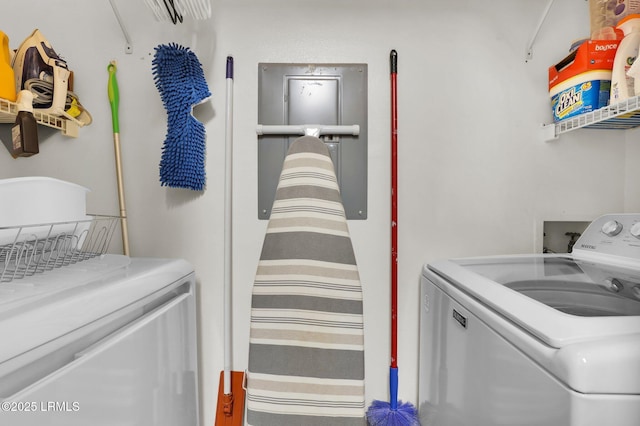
0, 254, 199, 426
419, 213, 640, 426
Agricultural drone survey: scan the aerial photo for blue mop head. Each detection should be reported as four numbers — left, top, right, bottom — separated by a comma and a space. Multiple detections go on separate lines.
152, 43, 211, 191
367, 367, 420, 425
366, 399, 420, 426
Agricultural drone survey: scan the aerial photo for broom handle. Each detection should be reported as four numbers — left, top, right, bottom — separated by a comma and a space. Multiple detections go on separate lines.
390, 50, 398, 371
223, 56, 234, 396
108, 61, 130, 256
389, 49, 399, 411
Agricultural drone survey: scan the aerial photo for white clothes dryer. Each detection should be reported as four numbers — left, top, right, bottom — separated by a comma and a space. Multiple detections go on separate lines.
0, 254, 199, 426
419, 213, 640, 426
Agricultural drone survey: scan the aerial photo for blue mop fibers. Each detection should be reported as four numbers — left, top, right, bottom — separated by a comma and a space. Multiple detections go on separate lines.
366, 367, 420, 425
152, 43, 211, 191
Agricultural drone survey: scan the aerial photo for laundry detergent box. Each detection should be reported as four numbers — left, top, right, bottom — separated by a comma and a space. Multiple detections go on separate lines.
548, 40, 619, 122
550, 72, 612, 121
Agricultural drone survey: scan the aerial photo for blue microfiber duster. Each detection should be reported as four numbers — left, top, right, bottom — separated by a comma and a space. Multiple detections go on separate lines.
152, 43, 211, 191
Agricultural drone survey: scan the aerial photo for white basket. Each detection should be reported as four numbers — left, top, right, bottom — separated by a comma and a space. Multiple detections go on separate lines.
0, 177, 89, 227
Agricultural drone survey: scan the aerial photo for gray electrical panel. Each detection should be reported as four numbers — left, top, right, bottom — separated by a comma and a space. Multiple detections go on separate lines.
257, 63, 368, 220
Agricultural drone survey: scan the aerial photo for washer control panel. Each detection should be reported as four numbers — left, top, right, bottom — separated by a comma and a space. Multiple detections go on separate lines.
573, 214, 640, 261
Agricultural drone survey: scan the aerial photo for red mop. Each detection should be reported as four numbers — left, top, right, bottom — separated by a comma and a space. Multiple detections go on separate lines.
366, 49, 419, 426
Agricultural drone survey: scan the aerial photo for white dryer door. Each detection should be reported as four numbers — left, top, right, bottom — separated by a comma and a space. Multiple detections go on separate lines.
0, 290, 198, 426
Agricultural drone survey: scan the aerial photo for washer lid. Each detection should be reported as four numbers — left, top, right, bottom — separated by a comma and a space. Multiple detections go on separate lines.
427, 254, 640, 348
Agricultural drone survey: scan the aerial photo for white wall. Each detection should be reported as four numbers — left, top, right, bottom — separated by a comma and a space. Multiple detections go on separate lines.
626, 127, 640, 211
1, 0, 635, 425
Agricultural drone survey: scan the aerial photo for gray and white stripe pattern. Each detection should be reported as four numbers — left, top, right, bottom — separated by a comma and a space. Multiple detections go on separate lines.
247, 136, 365, 426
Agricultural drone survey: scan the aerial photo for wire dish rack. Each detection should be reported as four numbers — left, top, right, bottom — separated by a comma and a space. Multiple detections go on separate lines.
0, 215, 119, 283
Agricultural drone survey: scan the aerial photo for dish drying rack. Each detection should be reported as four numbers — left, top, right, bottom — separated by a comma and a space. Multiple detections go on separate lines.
0, 215, 119, 283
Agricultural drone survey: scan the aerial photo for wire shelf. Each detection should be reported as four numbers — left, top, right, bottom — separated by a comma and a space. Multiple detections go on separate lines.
543, 95, 640, 140
0, 215, 119, 283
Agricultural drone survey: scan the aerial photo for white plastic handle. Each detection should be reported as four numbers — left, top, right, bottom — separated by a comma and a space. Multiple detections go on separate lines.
256, 124, 360, 137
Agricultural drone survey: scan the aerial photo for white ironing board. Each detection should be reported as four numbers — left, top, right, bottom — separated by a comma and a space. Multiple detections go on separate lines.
246, 135, 366, 426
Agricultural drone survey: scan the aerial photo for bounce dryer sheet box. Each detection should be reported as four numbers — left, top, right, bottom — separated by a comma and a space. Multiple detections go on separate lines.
548, 40, 619, 122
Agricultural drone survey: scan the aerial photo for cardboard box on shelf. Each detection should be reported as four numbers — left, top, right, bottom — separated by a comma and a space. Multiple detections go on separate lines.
549, 40, 620, 122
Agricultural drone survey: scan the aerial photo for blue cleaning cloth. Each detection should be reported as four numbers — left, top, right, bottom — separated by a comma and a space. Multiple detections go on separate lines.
152, 43, 211, 191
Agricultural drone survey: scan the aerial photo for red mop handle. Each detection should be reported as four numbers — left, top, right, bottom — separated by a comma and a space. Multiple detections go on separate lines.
390, 49, 398, 370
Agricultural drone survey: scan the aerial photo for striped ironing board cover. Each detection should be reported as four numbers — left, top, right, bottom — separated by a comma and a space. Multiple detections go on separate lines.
247, 135, 366, 426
